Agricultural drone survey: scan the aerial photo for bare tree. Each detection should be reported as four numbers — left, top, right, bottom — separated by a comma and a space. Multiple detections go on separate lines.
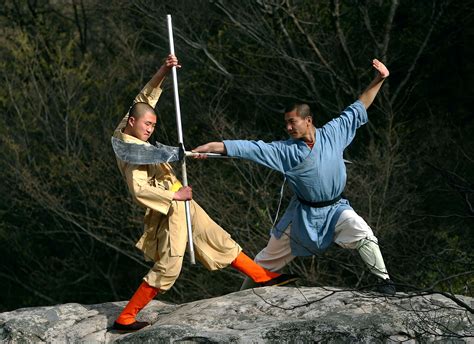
0, 0, 471, 312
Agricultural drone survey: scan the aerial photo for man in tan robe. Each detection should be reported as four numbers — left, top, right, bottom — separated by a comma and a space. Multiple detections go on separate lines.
111, 54, 298, 332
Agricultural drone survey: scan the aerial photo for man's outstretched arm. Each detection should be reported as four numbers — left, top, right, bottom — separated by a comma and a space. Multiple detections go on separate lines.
193, 142, 227, 155
358, 59, 389, 110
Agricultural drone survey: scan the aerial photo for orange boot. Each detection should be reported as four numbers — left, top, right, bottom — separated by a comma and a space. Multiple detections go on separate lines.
112, 281, 159, 332
231, 252, 299, 286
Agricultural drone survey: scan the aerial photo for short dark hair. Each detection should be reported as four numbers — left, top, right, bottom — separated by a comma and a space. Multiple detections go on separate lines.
129, 102, 156, 119
284, 103, 312, 119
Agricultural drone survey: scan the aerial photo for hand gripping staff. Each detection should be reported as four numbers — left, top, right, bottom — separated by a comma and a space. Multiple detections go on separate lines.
167, 14, 196, 265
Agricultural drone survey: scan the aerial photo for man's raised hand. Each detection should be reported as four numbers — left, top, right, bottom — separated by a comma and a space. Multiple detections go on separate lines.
373, 59, 389, 79
164, 54, 181, 70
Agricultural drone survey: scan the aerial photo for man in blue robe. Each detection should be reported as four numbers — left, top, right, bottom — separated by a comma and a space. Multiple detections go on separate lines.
193, 59, 395, 295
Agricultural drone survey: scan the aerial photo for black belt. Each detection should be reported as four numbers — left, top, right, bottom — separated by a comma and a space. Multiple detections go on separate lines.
297, 194, 342, 208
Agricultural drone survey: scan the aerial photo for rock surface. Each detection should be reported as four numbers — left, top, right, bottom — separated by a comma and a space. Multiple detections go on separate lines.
0, 287, 472, 343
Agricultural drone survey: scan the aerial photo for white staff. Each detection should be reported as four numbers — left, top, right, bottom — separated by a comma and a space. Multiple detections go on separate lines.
167, 14, 196, 264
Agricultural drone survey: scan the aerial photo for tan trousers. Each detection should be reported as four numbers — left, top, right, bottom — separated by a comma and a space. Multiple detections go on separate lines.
144, 201, 242, 291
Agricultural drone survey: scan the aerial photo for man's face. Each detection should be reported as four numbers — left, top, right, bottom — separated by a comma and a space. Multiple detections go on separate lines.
128, 112, 157, 141
284, 110, 312, 140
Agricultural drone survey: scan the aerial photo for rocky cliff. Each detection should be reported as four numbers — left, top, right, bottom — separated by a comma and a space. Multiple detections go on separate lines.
1, 286, 472, 343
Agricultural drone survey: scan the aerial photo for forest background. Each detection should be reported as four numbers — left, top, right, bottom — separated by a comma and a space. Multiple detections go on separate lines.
0, 0, 473, 311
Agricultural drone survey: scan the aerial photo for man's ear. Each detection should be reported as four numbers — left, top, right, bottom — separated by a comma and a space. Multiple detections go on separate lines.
127, 116, 135, 127
305, 116, 313, 125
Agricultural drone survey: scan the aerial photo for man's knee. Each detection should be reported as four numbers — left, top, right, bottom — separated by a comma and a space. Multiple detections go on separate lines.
334, 211, 375, 248
145, 256, 183, 291
355, 235, 379, 250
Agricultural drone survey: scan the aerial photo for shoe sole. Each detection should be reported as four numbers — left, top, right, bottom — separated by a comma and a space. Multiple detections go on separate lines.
272, 276, 299, 287
109, 324, 151, 333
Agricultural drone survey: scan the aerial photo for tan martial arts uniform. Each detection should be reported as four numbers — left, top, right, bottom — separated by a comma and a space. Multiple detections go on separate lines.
113, 81, 241, 291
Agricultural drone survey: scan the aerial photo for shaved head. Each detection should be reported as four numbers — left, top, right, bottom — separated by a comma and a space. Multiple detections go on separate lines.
123, 102, 158, 141
285, 103, 312, 119
129, 102, 156, 120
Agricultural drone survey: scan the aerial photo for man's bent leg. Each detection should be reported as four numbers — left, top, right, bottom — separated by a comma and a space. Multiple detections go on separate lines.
334, 210, 394, 294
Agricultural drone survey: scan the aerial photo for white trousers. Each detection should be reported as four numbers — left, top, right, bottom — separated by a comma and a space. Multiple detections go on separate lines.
253, 209, 390, 280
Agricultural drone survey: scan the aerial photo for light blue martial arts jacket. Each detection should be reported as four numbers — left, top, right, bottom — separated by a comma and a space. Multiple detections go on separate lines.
223, 100, 368, 256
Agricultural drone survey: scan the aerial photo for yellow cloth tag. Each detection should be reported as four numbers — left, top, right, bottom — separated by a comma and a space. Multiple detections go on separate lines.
171, 181, 183, 192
